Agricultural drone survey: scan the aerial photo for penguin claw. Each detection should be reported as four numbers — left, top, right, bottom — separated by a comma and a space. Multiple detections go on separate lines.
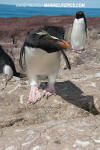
45, 91, 53, 99
28, 99, 41, 105
28, 98, 41, 105
43, 86, 56, 99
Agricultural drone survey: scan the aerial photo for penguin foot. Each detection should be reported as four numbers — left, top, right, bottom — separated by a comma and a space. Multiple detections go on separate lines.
28, 85, 41, 104
43, 84, 56, 99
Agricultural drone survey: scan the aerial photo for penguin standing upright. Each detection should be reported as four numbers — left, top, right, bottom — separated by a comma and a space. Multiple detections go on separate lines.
71, 11, 87, 52
19, 26, 70, 104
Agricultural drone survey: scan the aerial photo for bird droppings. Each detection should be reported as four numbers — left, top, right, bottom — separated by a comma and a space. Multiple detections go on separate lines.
8, 84, 21, 94
22, 141, 33, 146
20, 95, 24, 104
5, 146, 15, 150
54, 99, 62, 104
27, 130, 34, 135
45, 135, 51, 140
68, 126, 85, 132
73, 140, 90, 147
32, 146, 42, 150
95, 72, 100, 78
53, 99, 58, 103
93, 138, 100, 144
78, 129, 85, 132
15, 129, 25, 132
89, 82, 96, 87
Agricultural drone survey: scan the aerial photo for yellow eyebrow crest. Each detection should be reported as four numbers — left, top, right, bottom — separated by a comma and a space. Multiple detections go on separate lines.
36, 30, 48, 36
36, 30, 59, 40
50, 35, 59, 40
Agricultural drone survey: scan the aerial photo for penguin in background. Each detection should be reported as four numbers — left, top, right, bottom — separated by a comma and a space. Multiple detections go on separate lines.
0, 45, 20, 77
19, 26, 70, 104
71, 11, 87, 52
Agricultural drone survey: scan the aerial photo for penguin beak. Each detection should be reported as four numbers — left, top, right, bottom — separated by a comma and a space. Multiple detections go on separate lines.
57, 40, 70, 49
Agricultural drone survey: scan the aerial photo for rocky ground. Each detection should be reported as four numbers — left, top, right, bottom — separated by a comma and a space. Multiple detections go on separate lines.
0, 15, 100, 150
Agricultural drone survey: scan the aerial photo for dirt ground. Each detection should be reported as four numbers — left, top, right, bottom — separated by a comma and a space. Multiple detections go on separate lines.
0, 15, 100, 149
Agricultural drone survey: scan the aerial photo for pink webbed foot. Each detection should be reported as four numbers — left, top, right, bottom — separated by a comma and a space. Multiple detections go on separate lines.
28, 85, 41, 104
43, 84, 56, 99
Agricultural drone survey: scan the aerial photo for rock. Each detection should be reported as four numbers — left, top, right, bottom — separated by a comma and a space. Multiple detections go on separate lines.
0, 15, 100, 43
0, 116, 100, 150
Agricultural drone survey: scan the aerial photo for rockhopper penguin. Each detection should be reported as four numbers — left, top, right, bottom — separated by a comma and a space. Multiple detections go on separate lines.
19, 26, 70, 104
71, 11, 87, 52
0, 45, 20, 77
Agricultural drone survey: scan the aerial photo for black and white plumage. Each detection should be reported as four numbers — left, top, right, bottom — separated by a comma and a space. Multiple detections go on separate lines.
0, 45, 19, 77
71, 11, 87, 51
19, 26, 70, 103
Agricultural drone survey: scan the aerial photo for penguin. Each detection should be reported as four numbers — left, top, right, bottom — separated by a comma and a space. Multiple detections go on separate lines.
0, 45, 20, 77
71, 11, 87, 52
19, 26, 70, 104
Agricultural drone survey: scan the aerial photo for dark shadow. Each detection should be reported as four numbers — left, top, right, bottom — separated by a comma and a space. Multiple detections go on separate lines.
54, 80, 99, 115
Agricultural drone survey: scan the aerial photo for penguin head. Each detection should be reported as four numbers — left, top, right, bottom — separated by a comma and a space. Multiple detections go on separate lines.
75, 11, 86, 19
36, 30, 70, 52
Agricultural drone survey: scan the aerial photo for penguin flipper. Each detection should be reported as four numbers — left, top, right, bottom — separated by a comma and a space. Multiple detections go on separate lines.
19, 45, 25, 70
61, 50, 71, 70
